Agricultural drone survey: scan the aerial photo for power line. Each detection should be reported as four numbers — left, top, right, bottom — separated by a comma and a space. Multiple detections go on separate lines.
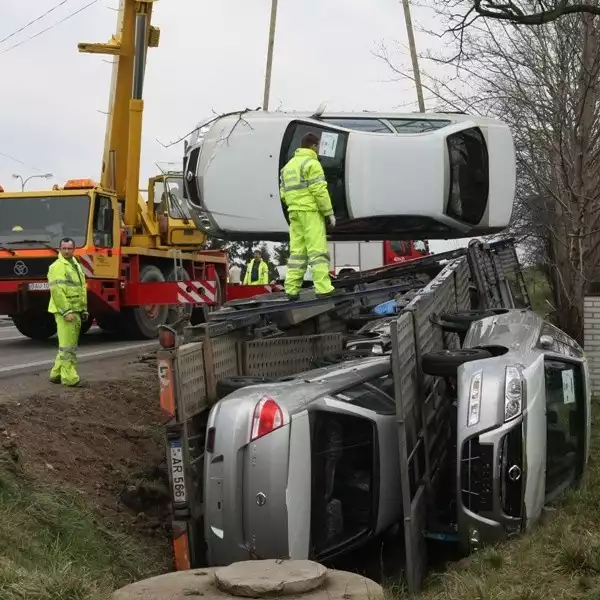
0, 0, 100, 56
0, 150, 59, 178
0, 0, 71, 46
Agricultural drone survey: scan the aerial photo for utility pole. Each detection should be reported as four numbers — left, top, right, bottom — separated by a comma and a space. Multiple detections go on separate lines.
401, 0, 425, 112
262, 0, 278, 111
12, 172, 53, 191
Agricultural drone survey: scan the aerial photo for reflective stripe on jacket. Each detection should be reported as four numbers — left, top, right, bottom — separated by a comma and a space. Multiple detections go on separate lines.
279, 148, 333, 216
243, 259, 269, 285
47, 254, 88, 316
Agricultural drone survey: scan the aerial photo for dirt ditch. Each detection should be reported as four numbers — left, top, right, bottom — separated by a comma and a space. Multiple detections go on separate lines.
0, 354, 172, 559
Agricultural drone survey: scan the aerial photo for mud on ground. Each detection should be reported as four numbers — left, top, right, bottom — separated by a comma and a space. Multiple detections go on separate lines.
0, 353, 172, 565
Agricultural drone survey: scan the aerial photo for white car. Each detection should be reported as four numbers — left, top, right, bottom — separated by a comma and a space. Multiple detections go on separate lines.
182, 111, 516, 242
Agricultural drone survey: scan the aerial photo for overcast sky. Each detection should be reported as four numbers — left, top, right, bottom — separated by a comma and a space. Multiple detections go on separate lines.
0, 0, 470, 253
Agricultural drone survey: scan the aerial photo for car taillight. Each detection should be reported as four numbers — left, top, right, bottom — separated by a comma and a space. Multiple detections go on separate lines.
250, 397, 284, 442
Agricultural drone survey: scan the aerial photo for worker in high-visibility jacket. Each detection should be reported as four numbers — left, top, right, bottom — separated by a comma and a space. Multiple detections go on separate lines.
47, 237, 88, 387
280, 132, 336, 300
243, 250, 269, 285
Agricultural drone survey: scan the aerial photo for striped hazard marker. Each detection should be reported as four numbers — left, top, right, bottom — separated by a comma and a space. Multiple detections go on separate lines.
78, 254, 94, 278
177, 280, 217, 304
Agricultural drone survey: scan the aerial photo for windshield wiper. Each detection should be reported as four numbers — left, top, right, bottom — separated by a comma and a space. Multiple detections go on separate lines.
9, 240, 58, 254
0, 244, 15, 255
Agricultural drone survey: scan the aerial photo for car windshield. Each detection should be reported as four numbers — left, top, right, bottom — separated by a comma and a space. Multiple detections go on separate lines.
0, 195, 90, 248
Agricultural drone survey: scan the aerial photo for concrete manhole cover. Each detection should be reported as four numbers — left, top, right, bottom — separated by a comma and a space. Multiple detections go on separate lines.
215, 560, 327, 597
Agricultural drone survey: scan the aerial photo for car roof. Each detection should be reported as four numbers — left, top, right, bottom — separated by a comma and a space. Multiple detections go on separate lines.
193, 110, 503, 132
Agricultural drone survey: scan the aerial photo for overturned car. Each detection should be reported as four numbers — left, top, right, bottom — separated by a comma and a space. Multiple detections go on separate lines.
203, 309, 591, 565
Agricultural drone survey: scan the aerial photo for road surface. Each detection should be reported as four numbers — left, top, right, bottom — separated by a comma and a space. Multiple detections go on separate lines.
0, 320, 157, 379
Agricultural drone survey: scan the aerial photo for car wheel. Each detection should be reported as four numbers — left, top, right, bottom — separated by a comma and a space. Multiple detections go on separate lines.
421, 348, 493, 377
438, 309, 507, 333
215, 375, 277, 399
441, 309, 508, 323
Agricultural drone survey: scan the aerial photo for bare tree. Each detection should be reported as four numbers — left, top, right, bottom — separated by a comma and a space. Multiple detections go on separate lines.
378, 12, 600, 342
438, 1, 600, 29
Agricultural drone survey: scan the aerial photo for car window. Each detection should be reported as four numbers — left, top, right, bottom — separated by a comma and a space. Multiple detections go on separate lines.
544, 359, 585, 501
445, 127, 489, 226
335, 380, 395, 415
280, 122, 350, 220
321, 118, 393, 133
369, 374, 395, 398
388, 118, 451, 134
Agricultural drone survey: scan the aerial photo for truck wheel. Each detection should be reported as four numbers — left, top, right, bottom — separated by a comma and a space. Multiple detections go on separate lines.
164, 266, 193, 325
216, 376, 277, 400
421, 348, 492, 377
123, 265, 169, 339
96, 314, 120, 332
12, 312, 57, 341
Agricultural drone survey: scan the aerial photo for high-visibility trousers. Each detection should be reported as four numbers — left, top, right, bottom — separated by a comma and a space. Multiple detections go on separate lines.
49, 313, 81, 386
285, 211, 334, 296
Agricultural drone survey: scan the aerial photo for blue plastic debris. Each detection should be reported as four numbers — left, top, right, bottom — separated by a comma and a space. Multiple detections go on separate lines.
373, 299, 398, 315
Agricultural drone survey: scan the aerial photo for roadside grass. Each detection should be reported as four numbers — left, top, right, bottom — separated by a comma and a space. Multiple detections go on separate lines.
391, 399, 600, 600
523, 267, 553, 318
0, 447, 168, 600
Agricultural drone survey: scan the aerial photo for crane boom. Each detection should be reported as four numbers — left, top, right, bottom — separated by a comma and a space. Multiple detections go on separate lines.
78, 0, 160, 227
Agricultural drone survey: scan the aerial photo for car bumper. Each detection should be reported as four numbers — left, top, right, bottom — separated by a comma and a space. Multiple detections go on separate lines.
457, 418, 525, 550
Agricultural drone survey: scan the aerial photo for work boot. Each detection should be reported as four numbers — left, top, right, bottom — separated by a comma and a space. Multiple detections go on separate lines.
49, 377, 61, 385
287, 294, 299, 301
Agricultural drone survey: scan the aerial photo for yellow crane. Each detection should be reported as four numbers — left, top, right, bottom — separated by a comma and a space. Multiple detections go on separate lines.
0, 0, 227, 340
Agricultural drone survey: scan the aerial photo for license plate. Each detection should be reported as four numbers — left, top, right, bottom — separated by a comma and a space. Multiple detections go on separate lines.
169, 440, 187, 504
28, 282, 49, 291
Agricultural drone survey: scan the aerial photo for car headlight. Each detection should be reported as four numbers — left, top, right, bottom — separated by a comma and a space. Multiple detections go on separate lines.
504, 366, 523, 421
467, 371, 483, 427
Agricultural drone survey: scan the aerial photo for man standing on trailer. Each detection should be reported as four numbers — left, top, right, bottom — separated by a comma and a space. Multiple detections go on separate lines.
47, 237, 88, 387
280, 132, 336, 300
243, 249, 269, 285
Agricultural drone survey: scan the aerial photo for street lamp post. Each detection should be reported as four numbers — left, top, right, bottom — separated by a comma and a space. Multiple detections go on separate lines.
12, 173, 53, 191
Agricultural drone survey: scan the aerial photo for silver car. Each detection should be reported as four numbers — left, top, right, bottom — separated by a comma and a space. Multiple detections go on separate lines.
423, 309, 591, 550
203, 356, 403, 566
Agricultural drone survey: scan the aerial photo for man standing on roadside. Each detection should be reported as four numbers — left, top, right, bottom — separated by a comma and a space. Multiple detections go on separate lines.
47, 237, 88, 387
243, 249, 269, 285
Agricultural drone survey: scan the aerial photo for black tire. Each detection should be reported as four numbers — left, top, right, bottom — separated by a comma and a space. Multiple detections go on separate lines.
123, 265, 169, 339
96, 314, 120, 332
421, 348, 493, 377
164, 265, 193, 325
216, 375, 277, 399
440, 309, 507, 325
438, 310, 506, 334
12, 312, 57, 341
